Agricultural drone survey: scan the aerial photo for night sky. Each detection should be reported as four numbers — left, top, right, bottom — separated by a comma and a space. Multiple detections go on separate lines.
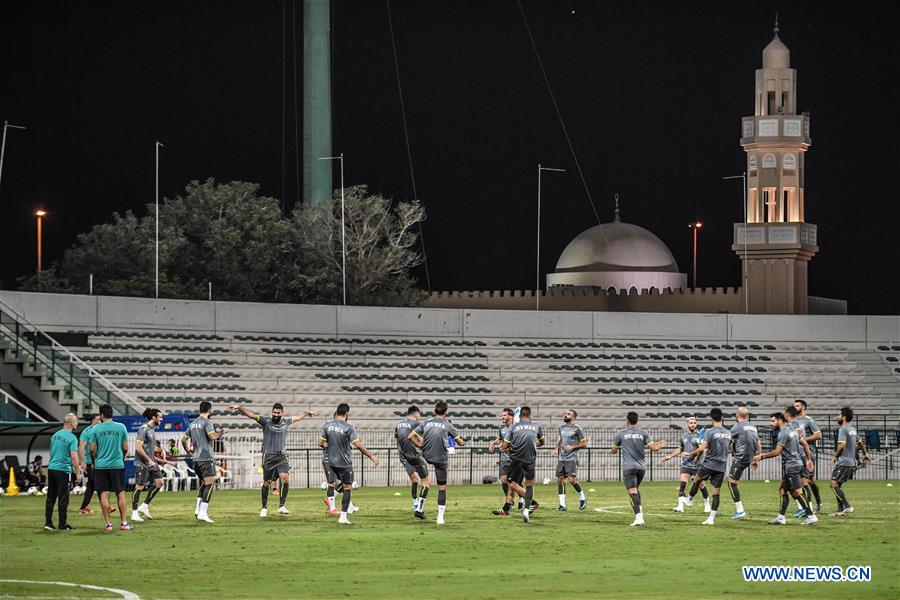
2, 1, 898, 314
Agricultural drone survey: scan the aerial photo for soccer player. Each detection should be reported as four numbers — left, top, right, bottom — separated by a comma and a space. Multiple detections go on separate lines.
752, 408, 817, 525
727, 407, 760, 520
45, 413, 82, 531
319, 403, 379, 525
89, 404, 131, 531
78, 413, 101, 514
553, 409, 588, 511
182, 401, 228, 523
500, 406, 544, 523
660, 416, 708, 512
828, 406, 869, 516
489, 407, 522, 515
395, 406, 428, 511
131, 408, 164, 523
230, 402, 314, 517
409, 400, 465, 525
791, 399, 823, 514
682, 408, 730, 525
611, 411, 666, 526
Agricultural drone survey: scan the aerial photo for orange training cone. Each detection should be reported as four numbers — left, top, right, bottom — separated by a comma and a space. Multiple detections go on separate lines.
6, 467, 20, 496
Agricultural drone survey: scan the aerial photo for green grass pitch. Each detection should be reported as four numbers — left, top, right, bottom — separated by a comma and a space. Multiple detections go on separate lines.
1, 481, 897, 599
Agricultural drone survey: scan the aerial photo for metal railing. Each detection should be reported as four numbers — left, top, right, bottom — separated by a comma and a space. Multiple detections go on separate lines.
0, 300, 142, 416
0, 388, 48, 422
204, 425, 899, 489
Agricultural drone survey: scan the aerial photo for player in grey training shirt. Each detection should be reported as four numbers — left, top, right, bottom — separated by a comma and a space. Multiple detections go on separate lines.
489, 408, 520, 515
682, 407, 731, 525
181, 401, 229, 523
231, 402, 314, 517
660, 416, 708, 512
319, 403, 379, 525
132, 408, 164, 523
409, 400, 465, 525
612, 412, 666, 526
395, 406, 428, 511
753, 407, 817, 525
828, 406, 870, 516
792, 399, 824, 513
500, 406, 544, 523
726, 407, 761, 520
553, 409, 589, 512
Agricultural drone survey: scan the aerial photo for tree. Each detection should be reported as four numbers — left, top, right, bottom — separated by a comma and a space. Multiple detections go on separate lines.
19, 179, 427, 307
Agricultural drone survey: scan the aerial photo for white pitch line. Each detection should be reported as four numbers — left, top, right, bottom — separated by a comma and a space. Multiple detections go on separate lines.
0, 580, 140, 600
593, 505, 681, 518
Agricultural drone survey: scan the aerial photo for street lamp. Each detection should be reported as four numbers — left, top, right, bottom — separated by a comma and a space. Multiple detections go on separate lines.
155, 141, 164, 299
35, 209, 46, 274
0, 121, 27, 199
688, 221, 703, 289
318, 153, 346, 305
723, 172, 749, 314
536, 163, 566, 310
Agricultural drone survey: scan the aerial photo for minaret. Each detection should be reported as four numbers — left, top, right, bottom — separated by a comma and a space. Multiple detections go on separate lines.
733, 20, 818, 314
303, 0, 333, 204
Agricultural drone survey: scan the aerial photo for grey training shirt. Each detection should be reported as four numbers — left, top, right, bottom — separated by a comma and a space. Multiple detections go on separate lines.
777, 426, 804, 471
413, 417, 461, 465
259, 416, 291, 454
836, 424, 859, 467
320, 419, 358, 470
680, 430, 702, 468
557, 423, 587, 462
791, 415, 821, 450
395, 418, 422, 462
730, 421, 760, 463
613, 427, 651, 471
504, 420, 544, 463
189, 416, 216, 463
134, 423, 157, 467
700, 425, 731, 472
498, 424, 511, 464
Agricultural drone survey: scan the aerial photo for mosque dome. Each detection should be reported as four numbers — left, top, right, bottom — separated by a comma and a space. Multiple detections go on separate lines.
762, 33, 790, 69
546, 215, 687, 292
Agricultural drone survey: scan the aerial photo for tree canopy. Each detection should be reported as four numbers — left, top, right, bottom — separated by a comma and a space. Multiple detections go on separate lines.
20, 179, 427, 306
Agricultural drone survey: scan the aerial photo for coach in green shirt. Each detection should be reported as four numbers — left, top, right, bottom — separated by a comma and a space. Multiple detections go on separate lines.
45, 413, 82, 531
89, 404, 130, 531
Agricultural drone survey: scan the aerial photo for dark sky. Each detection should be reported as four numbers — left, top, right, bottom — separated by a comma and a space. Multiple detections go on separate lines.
2, 1, 898, 313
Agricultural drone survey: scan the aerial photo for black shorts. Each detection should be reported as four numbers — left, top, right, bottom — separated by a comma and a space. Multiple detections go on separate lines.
781, 467, 803, 492
508, 459, 536, 483
400, 456, 428, 479
800, 465, 814, 480
263, 453, 290, 481
321, 458, 337, 484
93, 468, 125, 494
831, 465, 855, 484
331, 465, 354, 486
680, 464, 699, 476
194, 461, 217, 479
728, 460, 751, 481
555, 461, 578, 478
427, 461, 448, 485
623, 469, 645, 489
135, 465, 164, 486
498, 461, 511, 479
696, 466, 725, 488
84, 464, 95, 482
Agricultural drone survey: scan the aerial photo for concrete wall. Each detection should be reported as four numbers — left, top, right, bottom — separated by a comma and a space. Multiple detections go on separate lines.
2, 291, 897, 344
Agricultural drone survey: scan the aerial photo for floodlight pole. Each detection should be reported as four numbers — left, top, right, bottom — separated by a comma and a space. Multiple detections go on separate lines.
536, 164, 566, 310
0, 120, 27, 200
319, 154, 346, 305
155, 141, 164, 299
724, 172, 749, 313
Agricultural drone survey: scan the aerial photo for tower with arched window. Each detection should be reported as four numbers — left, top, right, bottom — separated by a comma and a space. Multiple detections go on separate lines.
733, 21, 819, 314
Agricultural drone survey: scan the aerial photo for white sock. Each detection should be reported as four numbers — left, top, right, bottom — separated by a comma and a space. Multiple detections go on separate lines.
199, 501, 208, 516
558, 494, 566, 507
523, 508, 530, 518
437, 505, 446, 519
420, 497, 428, 511
195, 497, 201, 511
578, 490, 586, 501
735, 501, 744, 513
709, 510, 717, 519
796, 499, 802, 508
327, 496, 335, 510
340, 511, 347, 519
